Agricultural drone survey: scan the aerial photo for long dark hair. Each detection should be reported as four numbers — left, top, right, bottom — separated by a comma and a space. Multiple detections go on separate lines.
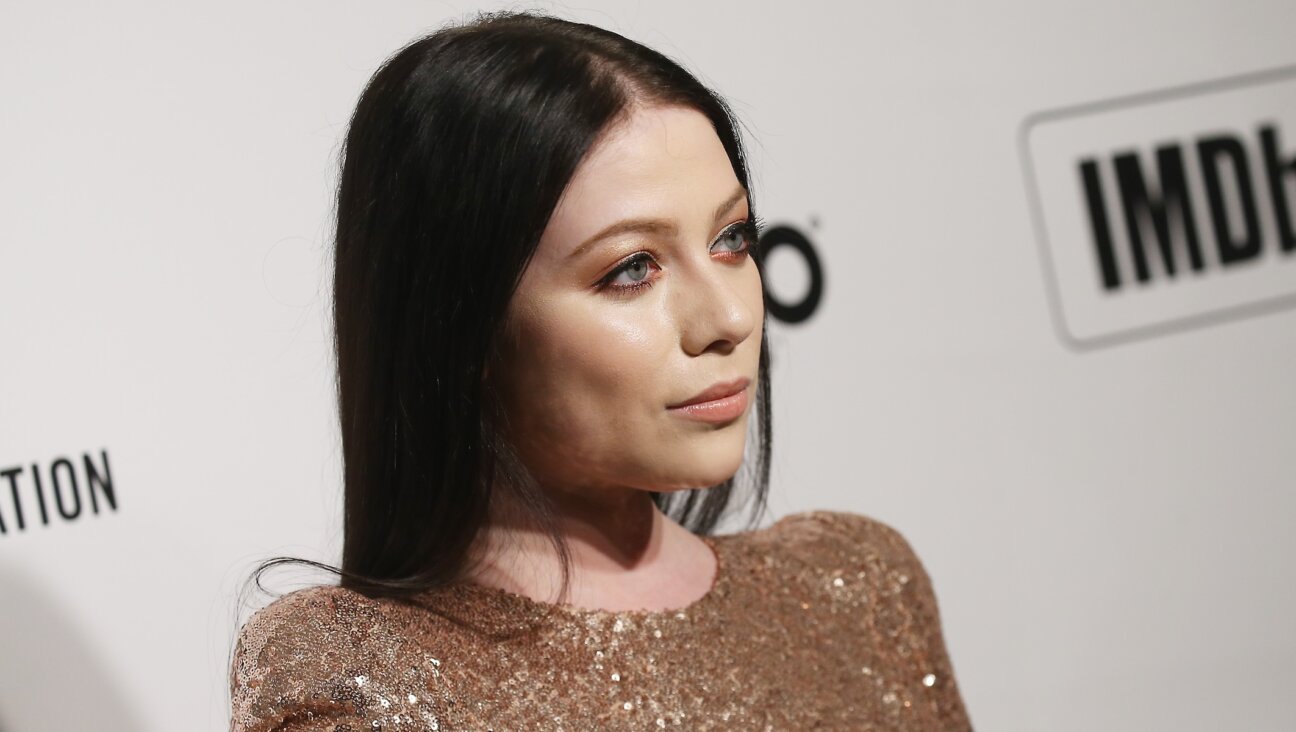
246, 8, 772, 611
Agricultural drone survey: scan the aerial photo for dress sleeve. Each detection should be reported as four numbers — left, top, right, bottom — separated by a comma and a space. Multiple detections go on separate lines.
228, 586, 448, 732
814, 510, 975, 731
228, 588, 372, 732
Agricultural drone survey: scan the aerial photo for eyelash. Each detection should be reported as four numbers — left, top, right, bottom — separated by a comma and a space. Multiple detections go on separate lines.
597, 217, 765, 296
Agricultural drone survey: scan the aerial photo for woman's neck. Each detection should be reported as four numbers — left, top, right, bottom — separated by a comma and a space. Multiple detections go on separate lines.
465, 490, 718, 612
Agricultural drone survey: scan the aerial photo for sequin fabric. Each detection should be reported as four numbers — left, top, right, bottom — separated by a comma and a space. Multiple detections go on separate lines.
228, 510, 972, 731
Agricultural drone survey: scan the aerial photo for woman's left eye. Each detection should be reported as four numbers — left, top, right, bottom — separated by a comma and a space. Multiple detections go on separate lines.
711, 221, 757, 256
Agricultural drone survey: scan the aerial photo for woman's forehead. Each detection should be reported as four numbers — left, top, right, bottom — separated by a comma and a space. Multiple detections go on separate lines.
574, 105, 721, 187
542, 105, 742, 257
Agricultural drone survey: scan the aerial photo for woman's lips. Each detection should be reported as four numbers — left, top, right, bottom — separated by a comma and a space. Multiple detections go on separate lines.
667, 381, 750, 423
668, 376, 751, 407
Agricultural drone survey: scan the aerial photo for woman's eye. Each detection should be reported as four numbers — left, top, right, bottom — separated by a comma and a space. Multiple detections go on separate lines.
616, 257, 652, 283
598, 221, 758, 296
711, 221, 756, 255
600, 253, 660, 293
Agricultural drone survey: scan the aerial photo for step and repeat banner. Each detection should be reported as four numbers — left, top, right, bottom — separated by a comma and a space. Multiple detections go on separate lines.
2, 1, 1293, 730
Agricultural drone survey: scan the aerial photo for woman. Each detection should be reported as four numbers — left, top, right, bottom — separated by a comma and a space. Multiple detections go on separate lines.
229, 10, 972, 731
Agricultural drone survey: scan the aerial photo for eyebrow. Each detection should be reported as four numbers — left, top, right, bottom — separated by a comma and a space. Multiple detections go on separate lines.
566, 186, 749, 261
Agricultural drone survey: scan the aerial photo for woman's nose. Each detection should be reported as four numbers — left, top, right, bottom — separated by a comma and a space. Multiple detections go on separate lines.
675, 263, 758, 357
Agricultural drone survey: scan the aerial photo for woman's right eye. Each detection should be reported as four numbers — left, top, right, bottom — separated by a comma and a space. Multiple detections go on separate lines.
599, 253, 660, 295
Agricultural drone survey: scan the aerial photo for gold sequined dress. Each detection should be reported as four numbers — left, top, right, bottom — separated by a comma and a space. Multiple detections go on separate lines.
228, 510, 973, 731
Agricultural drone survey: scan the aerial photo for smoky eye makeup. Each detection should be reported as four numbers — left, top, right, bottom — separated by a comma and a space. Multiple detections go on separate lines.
595, 218, 764, 296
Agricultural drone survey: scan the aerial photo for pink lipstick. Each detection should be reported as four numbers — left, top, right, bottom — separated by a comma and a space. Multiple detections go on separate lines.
667, 377, 751, 423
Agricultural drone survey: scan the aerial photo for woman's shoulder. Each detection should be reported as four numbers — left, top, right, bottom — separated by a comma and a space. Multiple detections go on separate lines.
235, 583, 375, 638
764, 508, 925, 565
231, 584, 387, 676
229, 585, 370, 728
762, 511, 972, 729
229, 584, 444, 732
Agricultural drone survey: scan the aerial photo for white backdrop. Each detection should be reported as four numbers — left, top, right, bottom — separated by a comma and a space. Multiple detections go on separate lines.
2, 1, 1294, 731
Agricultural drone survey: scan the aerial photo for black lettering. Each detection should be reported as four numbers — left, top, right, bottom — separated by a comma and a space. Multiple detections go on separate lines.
1080, 159, 1123, 289
1198, 135, 1262, 265
1, 466, 23, 532
85, 450, 117, 514
1115, 145, 1205, 282
1259, 124, 1296, 253
31, 463, 50, 525
51, 457, 81, 521
759, 225, 823, 324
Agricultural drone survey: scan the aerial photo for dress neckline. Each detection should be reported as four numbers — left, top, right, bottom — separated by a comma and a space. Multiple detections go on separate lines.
452, 532, 733, 621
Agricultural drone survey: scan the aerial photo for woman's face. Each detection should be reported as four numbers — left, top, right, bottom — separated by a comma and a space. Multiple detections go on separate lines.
489, 103, 764, 501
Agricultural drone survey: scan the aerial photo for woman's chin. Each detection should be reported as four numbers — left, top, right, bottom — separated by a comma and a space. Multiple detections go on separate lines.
649, 455, 746, 492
